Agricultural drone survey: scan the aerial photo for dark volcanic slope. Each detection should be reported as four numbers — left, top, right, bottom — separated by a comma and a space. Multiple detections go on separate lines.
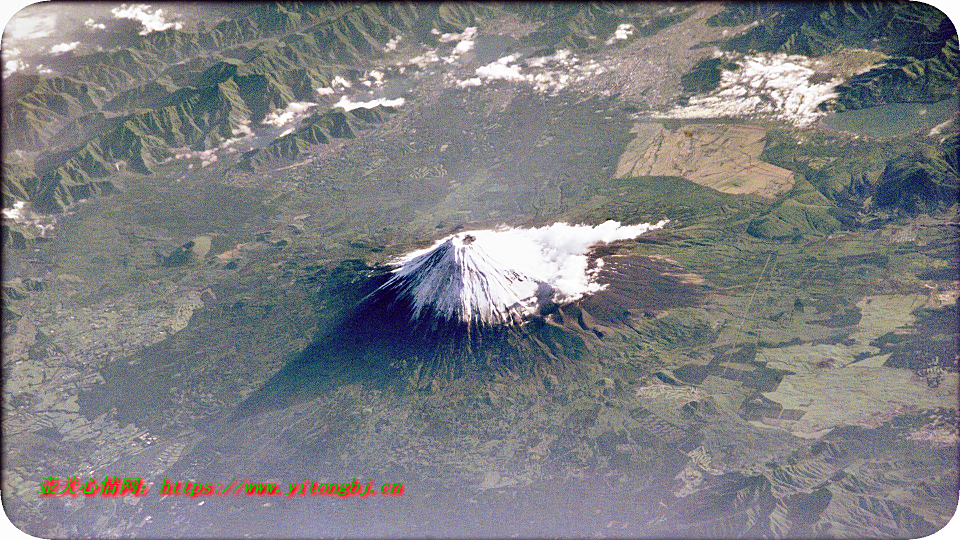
236, 247, 707, 417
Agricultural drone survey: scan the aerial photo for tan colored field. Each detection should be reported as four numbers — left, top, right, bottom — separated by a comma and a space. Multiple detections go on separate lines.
616, 122, 795, 198
753, 295, 955, 439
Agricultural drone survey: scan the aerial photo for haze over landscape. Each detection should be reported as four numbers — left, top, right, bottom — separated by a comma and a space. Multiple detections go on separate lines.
2, 2, 959, 538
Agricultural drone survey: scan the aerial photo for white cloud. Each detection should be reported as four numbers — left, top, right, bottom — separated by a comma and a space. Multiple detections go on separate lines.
84, 18, 106, 30
456, 77, 482, 88
527, 49, 572, 68
668, 53, 840, 127
408, 49, 439, 68
381, 220, 669, 325
360, 70, 385, 88
2, 201, 56, 236
460, 51, 603, 94
199, 150, 217, 167
316, 87, 335, 96
452, 38, 475, 55
930, 118, 955, 137
49, 42, 80, 54
111, 4, 183, 35
438, 30, 463, 43
334, 96, 405, 111
606, 23, 635, 44
5, 14, 55, 40
3, 59, 26, 77
173, 148, 218, 167
230, 122, 253, 138
384, 35, 402, 52
170, 125, 250, 167
475, 55, 526, 82
263, 102, 317, 126
439, 26, 476, 63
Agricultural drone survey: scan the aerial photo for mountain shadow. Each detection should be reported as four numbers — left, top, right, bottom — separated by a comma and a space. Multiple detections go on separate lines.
236, 246, 707, 418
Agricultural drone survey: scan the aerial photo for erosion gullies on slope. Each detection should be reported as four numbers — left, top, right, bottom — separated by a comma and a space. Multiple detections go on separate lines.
831, 35, 959, 111
512, 3, 692, 51
874, 139, 960, 215
7, 1, 490, 136
237, 105, 396, 169
236, 292, 599, 416
705, 1, 958, 111
1, 2, 702, 245
710, 1, 951, 60
19, 61, 389, 209
237, 221, 708, 417
371, 220, 670, 328
1, 74, 109, 149
375, 232, 543, 327
2, 2, 494, 225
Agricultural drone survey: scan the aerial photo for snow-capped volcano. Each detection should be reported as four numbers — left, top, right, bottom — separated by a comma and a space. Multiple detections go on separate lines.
373, 220, 669, 327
